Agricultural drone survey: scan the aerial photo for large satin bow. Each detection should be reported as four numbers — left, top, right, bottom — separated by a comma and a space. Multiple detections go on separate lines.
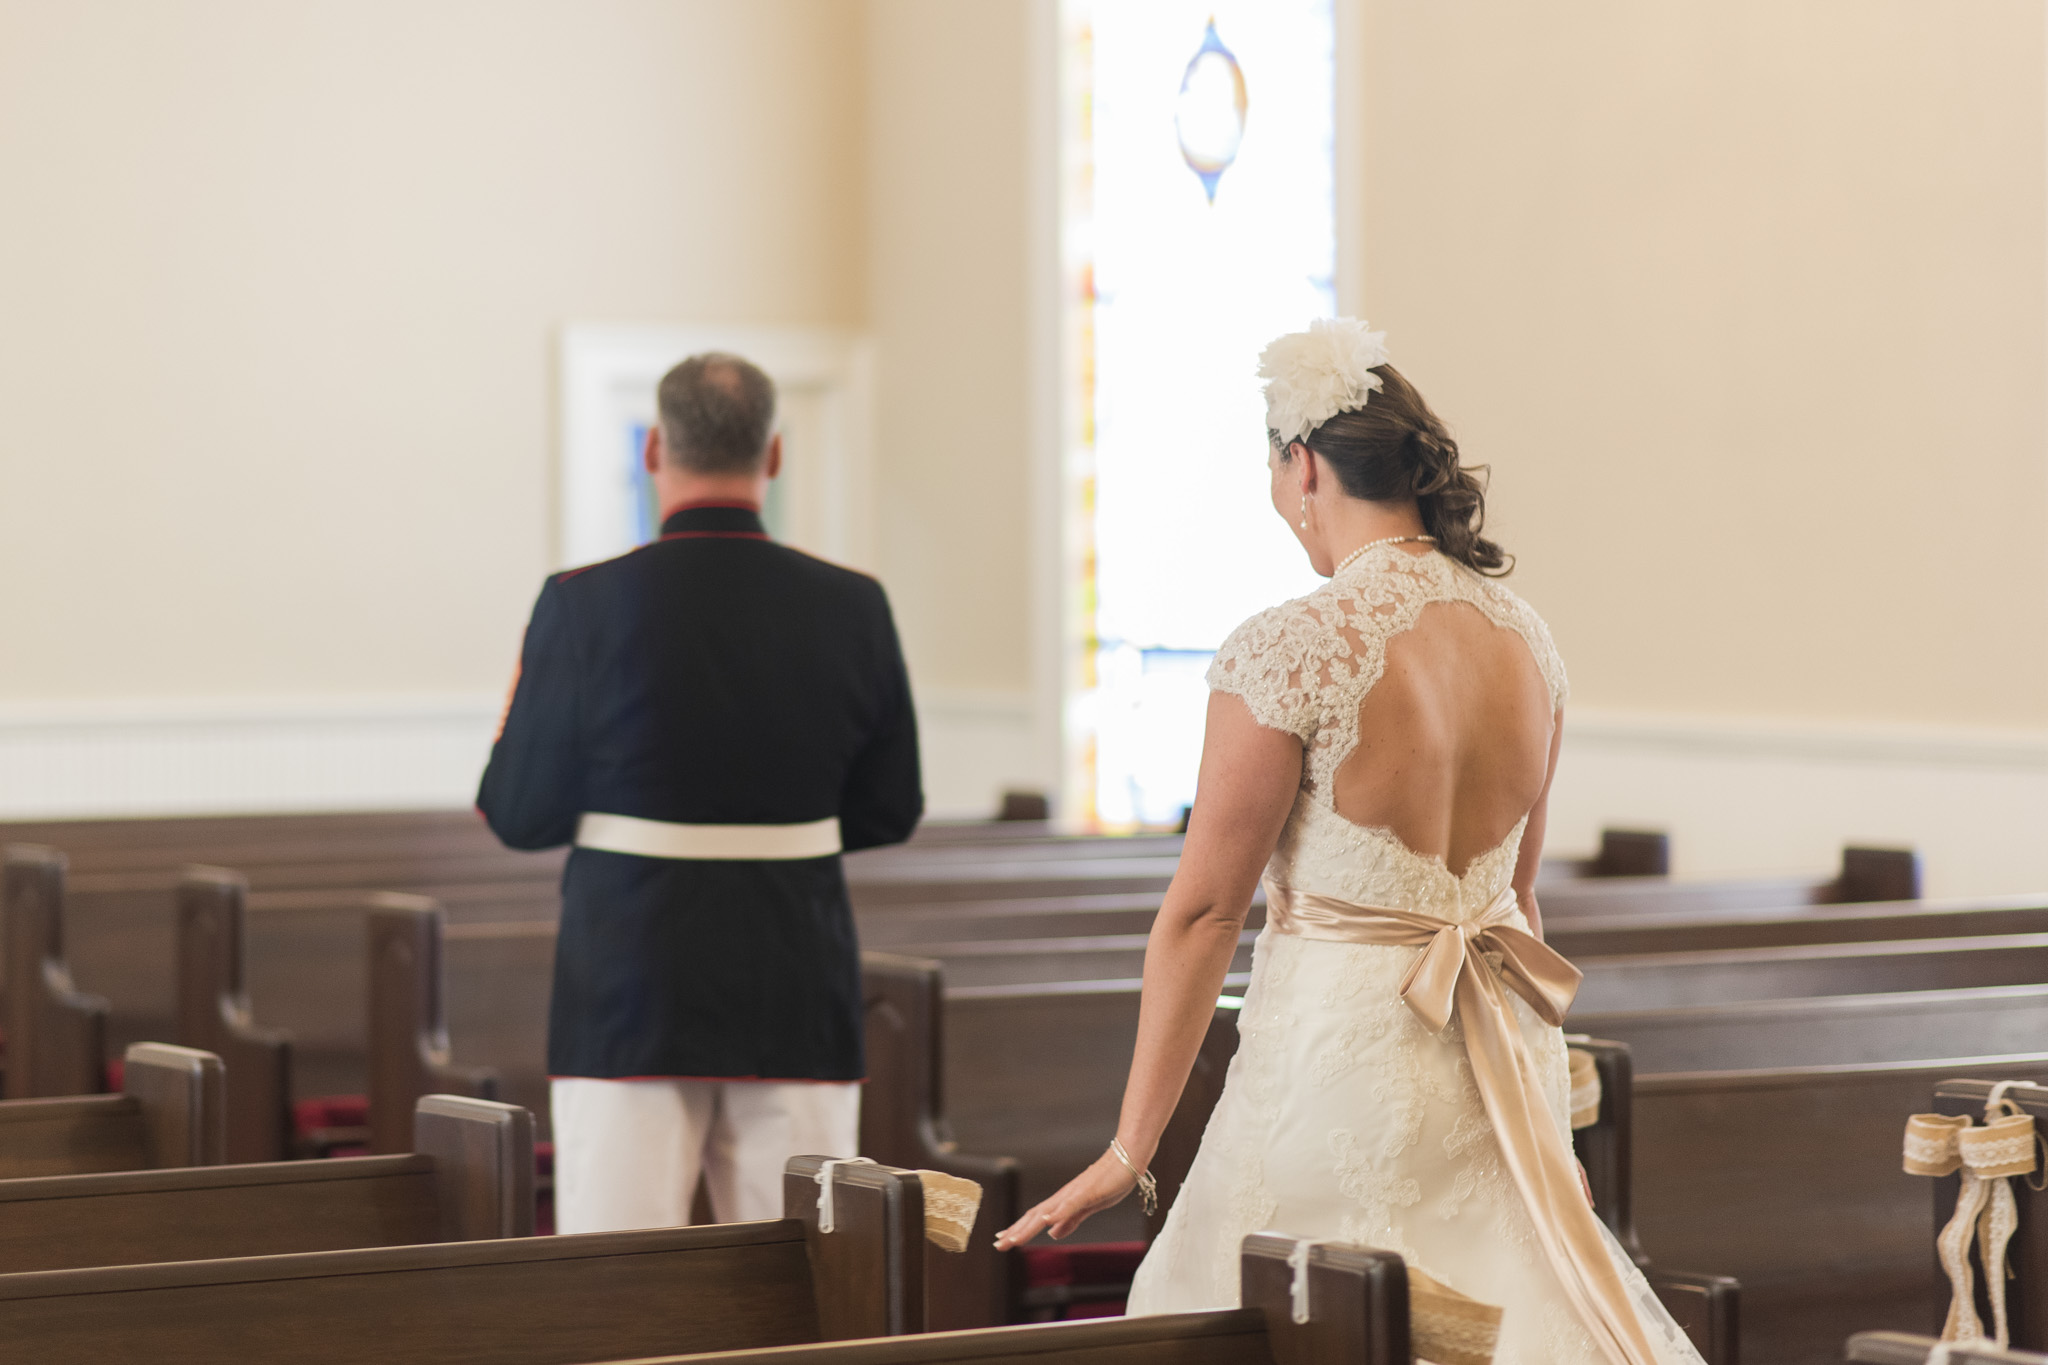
1262, 880, 1652, 1365
1262, 882, 1582, 1034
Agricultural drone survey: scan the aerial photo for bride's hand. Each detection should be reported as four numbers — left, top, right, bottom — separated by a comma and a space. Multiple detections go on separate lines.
994, 1150, 1138, 1249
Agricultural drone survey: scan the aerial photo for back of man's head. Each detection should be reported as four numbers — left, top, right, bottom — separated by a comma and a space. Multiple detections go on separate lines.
656, 353, 778, 474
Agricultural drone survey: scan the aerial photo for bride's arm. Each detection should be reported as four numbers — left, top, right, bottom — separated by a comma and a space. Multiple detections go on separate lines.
995, 692, 1302, 1248
1510, 708, 1567, 940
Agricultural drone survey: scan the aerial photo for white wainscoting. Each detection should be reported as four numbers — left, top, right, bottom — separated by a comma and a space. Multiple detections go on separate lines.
1547, 711, 2048, 899
913, 689, 1048, 820
3, 694, 2043, 900
0, 696, 502, 821
0, 690, 1051, 825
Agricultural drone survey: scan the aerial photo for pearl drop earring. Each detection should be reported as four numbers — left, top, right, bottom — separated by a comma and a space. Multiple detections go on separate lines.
1299, 492, 1309, 530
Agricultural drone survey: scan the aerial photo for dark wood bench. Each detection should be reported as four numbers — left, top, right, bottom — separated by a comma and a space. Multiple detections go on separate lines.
1634, 1056, 2048, 1365
1549, 893, 2048, 958
1849, 1333, 2048, 1365
1571, 932, 2048, 1015
1574, 983, 2048, 1076
859, 952, 1021, 1330
0, 1156, 924, 1364
3, 844, 108, 1098
0, 1093, 530, 1273
0, 1041, 221, 1178
594, 1235, 1408, 1365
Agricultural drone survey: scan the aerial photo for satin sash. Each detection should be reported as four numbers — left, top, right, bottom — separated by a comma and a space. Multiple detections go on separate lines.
1264, 880, 1659, 1365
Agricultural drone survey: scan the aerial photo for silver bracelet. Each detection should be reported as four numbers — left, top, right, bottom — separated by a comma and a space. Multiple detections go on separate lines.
1109, 1137, 1159, 1216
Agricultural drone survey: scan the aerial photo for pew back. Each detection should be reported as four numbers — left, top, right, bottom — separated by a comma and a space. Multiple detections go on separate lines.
0, 1094, 531, 1274
623, 1236, 1411, 1365
0, 1042, 221, 1179
0, 1155, 921, 1364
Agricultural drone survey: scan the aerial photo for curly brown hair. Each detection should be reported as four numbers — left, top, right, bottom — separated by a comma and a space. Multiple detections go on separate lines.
1271, 364, 1510, 576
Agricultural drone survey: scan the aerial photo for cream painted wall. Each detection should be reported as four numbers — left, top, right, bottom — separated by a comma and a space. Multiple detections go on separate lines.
1352, 0, 2048, 728
0, 0, 865, 701
863, 0, 1036, 698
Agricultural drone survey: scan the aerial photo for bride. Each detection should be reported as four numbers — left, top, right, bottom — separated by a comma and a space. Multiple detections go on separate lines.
996, 319, 1702, 1365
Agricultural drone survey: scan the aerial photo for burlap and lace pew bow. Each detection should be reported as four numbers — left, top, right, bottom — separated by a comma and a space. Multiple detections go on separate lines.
813, 1157, 984, 1253
1904, 1083, 2048, 1346
1284, 1237, 1504, 1365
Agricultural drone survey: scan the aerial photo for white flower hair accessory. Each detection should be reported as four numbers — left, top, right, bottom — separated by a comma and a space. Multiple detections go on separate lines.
1258, 317, 1391, 446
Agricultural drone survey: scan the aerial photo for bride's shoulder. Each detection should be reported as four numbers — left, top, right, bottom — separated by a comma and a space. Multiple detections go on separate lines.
1206, 590, 1340, 740
1458, 570, 1569, 706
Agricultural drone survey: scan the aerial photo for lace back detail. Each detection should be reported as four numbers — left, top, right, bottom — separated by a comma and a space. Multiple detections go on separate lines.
1208, 547, 1566, 919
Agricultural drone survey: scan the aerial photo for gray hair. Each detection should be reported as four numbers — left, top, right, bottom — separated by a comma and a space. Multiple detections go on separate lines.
656, 352, 778, 474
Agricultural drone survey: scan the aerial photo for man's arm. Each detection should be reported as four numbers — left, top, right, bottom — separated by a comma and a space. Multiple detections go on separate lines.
838, 584, 923, 852
476, 576, 584, 850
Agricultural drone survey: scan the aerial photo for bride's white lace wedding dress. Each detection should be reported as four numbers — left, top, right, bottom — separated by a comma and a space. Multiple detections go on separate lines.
1126, 544, 1702, 1365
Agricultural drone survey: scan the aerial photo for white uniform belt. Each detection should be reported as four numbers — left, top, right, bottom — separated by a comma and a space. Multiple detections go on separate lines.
574, 813, 842, 861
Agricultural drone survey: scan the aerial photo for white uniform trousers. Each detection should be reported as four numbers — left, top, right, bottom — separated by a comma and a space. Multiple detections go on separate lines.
551, 1077, 861, 1233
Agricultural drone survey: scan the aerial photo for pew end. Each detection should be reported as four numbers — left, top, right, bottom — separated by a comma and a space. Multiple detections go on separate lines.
859, 951, 1024, 1330
2, 843, 109, 1099
1649, 1269, 1742, 1365
175, 865, 293, 1162
121, 1042, 224, 1167
367, 894, 498, 1154
1241, 1234, 1410, 1365
1849, 1332, 2048, 1365
784, 1154, 928, 1338
413, 1093, 534, 1240
1835, 847, 1921, 904
0, 1042, 223, 1179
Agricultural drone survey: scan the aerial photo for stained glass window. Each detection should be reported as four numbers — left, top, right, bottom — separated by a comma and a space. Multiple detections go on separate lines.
1063, 0, 1337, 828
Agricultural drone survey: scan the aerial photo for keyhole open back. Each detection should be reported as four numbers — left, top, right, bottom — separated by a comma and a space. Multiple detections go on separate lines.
1330, 598, 1556, 878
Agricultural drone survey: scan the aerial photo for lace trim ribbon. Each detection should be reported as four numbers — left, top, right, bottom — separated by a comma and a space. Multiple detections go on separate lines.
1263, 880, 1652, 1365
1903, 1083, 2048, 1346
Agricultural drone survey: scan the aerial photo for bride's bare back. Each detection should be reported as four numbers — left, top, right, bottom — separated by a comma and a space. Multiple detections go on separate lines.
1336, 594, 1557, 877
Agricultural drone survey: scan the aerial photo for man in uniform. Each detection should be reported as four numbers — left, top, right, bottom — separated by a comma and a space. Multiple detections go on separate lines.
478, 352, 922, 1232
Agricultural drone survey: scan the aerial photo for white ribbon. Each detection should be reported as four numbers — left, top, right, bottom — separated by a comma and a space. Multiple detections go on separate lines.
814, 1157, 877, 1235
1288, 1237, 1337, 1325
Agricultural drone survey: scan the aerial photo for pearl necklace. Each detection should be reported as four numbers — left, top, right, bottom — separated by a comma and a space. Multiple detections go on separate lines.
1333, 534, 1435, 576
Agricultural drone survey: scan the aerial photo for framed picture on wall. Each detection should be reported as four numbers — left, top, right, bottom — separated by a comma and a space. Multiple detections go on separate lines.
555, 324, 875, 571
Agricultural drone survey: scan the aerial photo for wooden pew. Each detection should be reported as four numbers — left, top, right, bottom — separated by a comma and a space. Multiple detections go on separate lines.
0, 1094, 530, 1274
2, 845, 107, 1098
595, 1236, 1407, 1365
1570, 933, 2048, 1016
860, 952, 1022, 1331
1630, 1057, 2048, 1365
0, 1041, 221, 1178
1541, 844, 1921, 919
1575, 984, 2048, 1076
175, 866, 293, 1161
366, 896, 497, 1152
1849, 1333, 2048, 1365
0, 1156, 924, 1363
1549, 893, 2048, 959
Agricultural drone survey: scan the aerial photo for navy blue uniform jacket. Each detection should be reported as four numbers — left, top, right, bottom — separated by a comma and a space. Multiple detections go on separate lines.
477, 502, 923, 1081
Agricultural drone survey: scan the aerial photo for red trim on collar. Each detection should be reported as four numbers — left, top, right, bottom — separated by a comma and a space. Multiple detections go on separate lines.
658, 530, 770, 542
664, 498, 761, 515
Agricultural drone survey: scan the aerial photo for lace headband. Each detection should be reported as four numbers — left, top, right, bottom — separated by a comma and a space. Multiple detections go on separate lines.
1259, 316, 1391, 446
